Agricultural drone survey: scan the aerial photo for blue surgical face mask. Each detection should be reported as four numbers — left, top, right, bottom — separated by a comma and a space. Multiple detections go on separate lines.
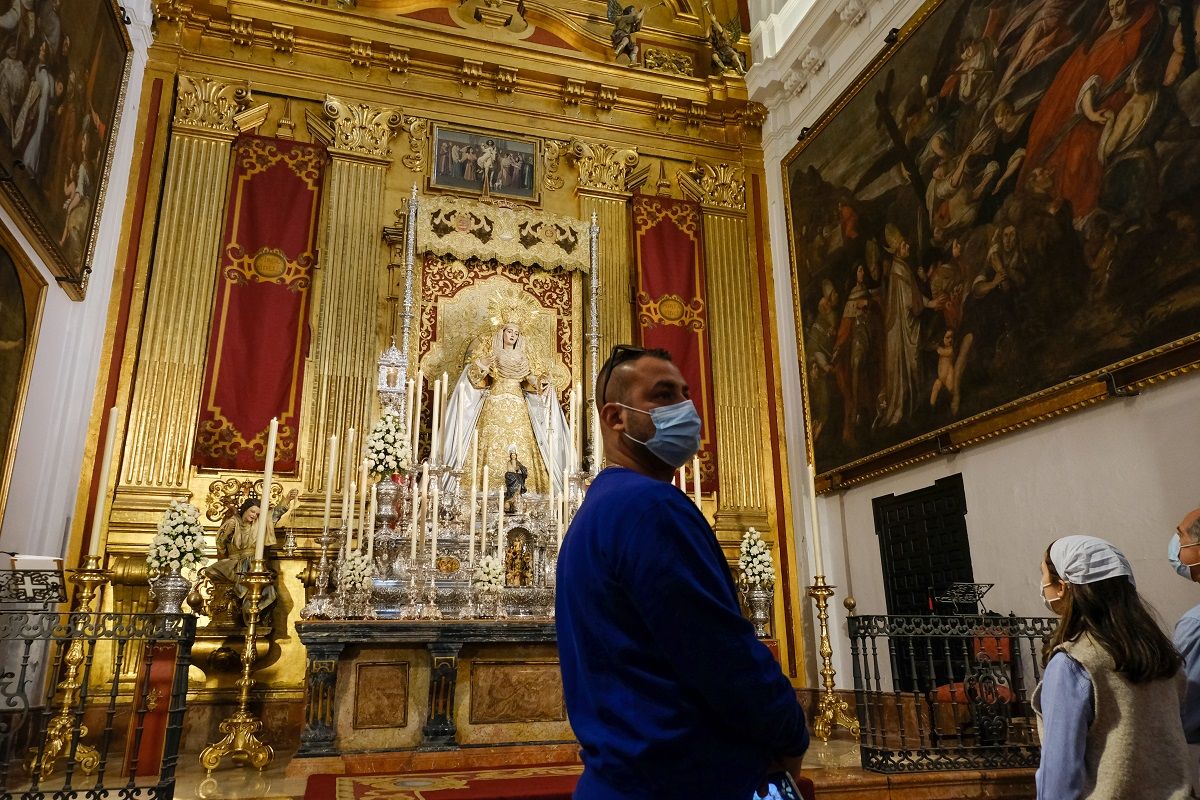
618, 399, 702, 469
1169, 533, 1200, 580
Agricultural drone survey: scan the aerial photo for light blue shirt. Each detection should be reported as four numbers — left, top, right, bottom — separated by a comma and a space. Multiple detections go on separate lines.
1036, 652, 1094, 800
1173, 603, 1200, 744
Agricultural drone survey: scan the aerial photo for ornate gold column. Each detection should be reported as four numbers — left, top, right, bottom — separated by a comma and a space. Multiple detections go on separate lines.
300, 97, 401, 496
118, 75, 251, 498
569, 138, 639, 359
681, 161, 769, 533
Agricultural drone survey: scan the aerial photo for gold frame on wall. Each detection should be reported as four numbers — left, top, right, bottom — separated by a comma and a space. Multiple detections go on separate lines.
782, 0, 1200, 492
0, 222, 47, 527
428, 124, 542, 205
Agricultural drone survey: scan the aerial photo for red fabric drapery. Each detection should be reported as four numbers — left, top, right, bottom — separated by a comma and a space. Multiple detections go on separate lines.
632, 195, 718, 492
192, 135, 327, 473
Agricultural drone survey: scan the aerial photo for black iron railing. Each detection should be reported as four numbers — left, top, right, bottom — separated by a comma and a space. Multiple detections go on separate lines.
846, 613, 1057, 773
0, 577, 196, 799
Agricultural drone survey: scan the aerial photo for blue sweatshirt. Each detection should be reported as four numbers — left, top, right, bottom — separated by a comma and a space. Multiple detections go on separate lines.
556, 467, 809, 800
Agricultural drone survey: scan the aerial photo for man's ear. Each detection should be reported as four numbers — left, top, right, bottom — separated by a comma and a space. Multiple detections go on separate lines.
599, 402, 624, 431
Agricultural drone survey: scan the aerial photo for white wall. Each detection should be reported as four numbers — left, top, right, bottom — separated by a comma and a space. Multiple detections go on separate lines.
747, 0, 1200, 686
0, 2, 154, 558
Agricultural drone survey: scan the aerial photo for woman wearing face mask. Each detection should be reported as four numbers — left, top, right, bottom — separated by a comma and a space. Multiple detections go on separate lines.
1034, 535, 1191, 800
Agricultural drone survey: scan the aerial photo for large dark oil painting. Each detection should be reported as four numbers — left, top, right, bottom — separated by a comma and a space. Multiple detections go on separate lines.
0, 0, 130, 299
786, 0, 1200, 480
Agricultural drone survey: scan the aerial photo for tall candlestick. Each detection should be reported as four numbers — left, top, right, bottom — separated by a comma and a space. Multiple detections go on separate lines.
430, 484, 439, 568
468, 433, 478, 566
341, 428, 356, 525
322, 435, 338, 534
367, 484, 377, 559
481, 465, 490, 554
88, 406, 120, 555
255, 417, 278, 562
692, 456, 702, 508
346, 481, 357, 558
431, 377, 442, 465
807, 464, 825, 576
413, 370, 424, 458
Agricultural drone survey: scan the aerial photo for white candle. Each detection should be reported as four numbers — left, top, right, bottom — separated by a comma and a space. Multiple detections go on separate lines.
358, 458, 369, 552
568, 387, 578, 471
481, 465, 490, 554
468, 433, 478, 565
255, 417, 278, 562
346, 480, 357, 557
430, 483, 439, 568
561, 467, 570, 526
497, 489, 505, 561
808, 464, 825, 576
323, 434, 338, 535
405, 378, 416, 440
441, 372, 450, 425
574, 382, 583, 468
88, 406, 120, 555
341, 427, 355, 525
692, 456, 702, 508
431, 376, 442, 465
413, 370, 424, 458
409, 480, 420, 562
367, 483, 377, 559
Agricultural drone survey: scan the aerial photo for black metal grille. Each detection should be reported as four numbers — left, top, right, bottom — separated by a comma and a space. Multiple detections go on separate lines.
847, 613, 1057, 773
0, 610, 196, 799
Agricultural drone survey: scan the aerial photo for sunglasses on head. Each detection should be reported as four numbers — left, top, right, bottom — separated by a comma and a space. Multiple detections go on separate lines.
599, 345, 647, 405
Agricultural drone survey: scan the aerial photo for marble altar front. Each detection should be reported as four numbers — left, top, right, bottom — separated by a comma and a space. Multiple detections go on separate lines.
295, 620, 568, 756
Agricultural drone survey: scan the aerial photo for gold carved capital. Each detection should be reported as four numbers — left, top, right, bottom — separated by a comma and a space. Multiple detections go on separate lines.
681, 160, 746, 211
400, 116, 429, 172
569, 138, 639, 194
173, 74, 251, 136
322, 96, 402, 160
542, 139, 570, 192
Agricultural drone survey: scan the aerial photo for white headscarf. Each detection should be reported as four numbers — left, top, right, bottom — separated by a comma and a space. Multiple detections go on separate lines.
1049, 535, 1136, 587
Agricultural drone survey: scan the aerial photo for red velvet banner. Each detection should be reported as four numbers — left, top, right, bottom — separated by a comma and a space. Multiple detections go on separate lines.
192, 136, 327, 474
632, 195, 718, 492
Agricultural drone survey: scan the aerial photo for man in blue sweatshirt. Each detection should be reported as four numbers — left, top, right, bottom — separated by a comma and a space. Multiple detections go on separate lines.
556, 345, 808, 799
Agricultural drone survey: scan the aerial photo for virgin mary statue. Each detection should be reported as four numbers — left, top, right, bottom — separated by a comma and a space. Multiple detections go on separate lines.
440, 303, 574, 497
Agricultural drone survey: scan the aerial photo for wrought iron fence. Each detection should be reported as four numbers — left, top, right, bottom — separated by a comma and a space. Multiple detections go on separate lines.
846, 613, 1057, 773
0, 573, 196, 799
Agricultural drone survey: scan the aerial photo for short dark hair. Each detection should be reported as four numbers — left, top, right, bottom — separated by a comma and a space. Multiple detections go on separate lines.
596, 345, 672, 408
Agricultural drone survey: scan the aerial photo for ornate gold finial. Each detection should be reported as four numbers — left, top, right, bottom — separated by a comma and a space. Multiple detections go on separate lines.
568, 138, 639, 193
681, 159, 746, 211
322, 96, 403, 159
487, 285, 541, 329
173, 74, 252, 134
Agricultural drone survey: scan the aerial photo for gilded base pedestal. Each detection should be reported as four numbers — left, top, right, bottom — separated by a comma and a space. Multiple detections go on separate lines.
807, 576, 860, 742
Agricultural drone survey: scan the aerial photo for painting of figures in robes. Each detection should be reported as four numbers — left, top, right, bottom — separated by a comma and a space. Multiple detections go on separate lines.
0, 0, 130, 298
786, 0, 1200, 480
431, 125, 540, 202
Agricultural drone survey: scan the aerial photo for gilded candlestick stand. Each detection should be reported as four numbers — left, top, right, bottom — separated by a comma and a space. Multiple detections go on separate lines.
806, 575, 860, 742
26, 555, 110, 778
199, 560, 275, 772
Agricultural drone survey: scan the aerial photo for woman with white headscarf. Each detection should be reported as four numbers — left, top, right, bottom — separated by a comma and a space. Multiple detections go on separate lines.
1034, 535, 1191, 800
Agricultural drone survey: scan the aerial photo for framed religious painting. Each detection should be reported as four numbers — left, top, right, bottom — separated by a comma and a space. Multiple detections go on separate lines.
0, 224, 47, 527
0, 0, 132, 300
429, 124, 541, 203
784, 0, 1200, 488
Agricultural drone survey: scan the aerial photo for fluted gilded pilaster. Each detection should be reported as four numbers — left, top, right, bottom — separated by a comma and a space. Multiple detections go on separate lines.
300, 96, 400, 495
681, 161, 767, 529
569, 138, 639, 361
120, 75, 250, 490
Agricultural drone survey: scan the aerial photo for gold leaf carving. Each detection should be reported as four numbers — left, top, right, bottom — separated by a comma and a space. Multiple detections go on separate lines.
401, 116, 429, 172
637, 292, 705, 331
173, 74, 252, 134
643, 47, 694, 77
542, 139, 569, 192
568, 138, 639, 193
683, 160, 746, 210
322, 96, 402, 159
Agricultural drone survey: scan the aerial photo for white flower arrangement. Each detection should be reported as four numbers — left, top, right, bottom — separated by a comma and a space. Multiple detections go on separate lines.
147, 500, 207, 577
473, 554, 504, 589
338, 552, 374, 592
738, 527, 775, 590
365, 409, 412, 480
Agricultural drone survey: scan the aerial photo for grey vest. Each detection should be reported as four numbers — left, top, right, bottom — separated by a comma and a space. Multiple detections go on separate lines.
1034, 634, 1192, 800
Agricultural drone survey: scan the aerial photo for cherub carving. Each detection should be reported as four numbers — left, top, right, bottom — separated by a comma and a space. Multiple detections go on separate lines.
703, 1, 746, 75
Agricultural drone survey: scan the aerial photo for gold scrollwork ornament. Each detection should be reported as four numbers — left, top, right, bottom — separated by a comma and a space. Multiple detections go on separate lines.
322, 96, 403, 158
174, 75, 252, 133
